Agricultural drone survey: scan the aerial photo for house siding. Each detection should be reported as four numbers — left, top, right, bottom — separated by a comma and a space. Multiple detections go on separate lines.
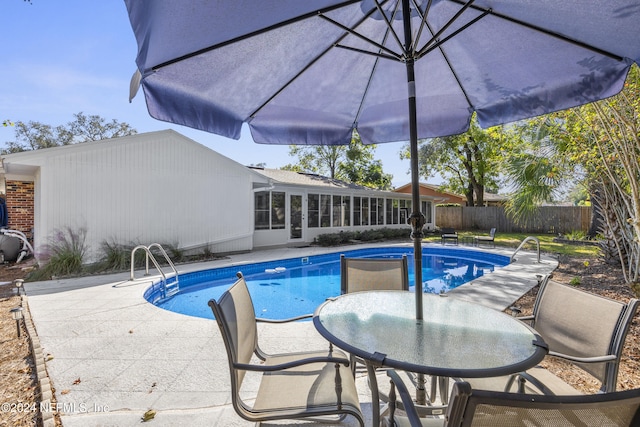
2, 131, 262, 262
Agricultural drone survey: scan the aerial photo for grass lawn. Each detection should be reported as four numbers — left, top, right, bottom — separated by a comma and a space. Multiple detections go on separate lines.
423, 231, 601, 258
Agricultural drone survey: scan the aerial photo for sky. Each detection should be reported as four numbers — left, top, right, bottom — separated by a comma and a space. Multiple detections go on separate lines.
0, 1, 426, 188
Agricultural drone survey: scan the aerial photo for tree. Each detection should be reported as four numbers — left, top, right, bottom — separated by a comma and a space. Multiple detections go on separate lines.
562, 69, 640, 287
286, 132, 393, 189
2, 112, 137, 154
403, 116, 503, 206
288, 145, 342, 178
501, 120, 574, 225
504, 66, 640, 288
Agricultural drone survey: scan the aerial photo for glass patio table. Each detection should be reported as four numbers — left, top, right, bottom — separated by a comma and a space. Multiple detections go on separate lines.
313, 291, 548, 426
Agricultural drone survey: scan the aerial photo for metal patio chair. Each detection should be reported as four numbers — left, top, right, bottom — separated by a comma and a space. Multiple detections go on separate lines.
208, 272, 364, 426
475, 227, 496, 248
340, 254, 409, 294
465, 279, 639, 395
385, 369, 640, 427
341, 255, 445, 415
340, 254, 410, 375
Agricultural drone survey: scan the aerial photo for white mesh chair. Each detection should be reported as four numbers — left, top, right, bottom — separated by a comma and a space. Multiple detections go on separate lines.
208, 273, 364, 426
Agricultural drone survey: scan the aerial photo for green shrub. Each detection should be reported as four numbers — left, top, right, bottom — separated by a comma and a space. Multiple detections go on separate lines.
317, 233, 342, 246
316, 227, 410, 246
564, 230, 587, 241
95, 240, 145, 271
27, 226, 87, 280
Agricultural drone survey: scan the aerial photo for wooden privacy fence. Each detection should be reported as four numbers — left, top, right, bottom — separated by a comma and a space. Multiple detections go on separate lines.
436, 206, 592, 234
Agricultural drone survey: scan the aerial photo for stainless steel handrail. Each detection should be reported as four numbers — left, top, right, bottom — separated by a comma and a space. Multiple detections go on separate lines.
130, 243, 179, 298
511, 236, 541, 263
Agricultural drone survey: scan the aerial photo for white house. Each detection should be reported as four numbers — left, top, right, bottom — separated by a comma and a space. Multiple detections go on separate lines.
0, 130, 436, 263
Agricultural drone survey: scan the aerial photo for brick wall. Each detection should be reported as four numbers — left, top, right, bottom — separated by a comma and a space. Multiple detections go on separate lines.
5, 180, 34, 237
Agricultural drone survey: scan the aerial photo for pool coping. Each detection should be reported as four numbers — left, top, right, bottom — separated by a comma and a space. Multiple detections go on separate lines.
23, 242, 557, 426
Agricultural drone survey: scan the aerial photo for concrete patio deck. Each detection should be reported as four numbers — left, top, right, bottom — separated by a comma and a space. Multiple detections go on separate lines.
23, 243, 557, 426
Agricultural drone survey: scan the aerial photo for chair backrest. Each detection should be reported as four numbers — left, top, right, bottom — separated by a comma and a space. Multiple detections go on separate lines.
445, 381, 640, 427
441, 227, 456, 235
208, 273, 258, 400
531, 279, 639, 392
488, 228, 496, 238
340, 254, 409, 294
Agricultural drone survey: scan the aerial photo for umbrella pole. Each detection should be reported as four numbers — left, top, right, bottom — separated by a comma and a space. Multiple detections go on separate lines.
402, 0, 428, 406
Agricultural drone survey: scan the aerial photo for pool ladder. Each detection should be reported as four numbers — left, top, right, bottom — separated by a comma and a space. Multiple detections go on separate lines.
510, 236, 541, 263
130, 243, 179, 298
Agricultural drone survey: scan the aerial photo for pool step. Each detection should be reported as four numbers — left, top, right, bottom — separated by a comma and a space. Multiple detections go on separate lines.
165, 281, 180, 298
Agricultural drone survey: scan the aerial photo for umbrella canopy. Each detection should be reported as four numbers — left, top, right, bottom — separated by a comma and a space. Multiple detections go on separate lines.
125, 0, 640, 319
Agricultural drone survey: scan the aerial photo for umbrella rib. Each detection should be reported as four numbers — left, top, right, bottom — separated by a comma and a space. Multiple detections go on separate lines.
372, 0, 405, 54
334, 44, 403, 62
249, 0, 404, 119
319, 14, 404, 61
416, 9, 489, 59
414, 12, 475, 110
150, 0, 362, 71
248, 2, 389, 119
412, 0, 434, 53
418, 0, 476, 57
444, 0, 625, 62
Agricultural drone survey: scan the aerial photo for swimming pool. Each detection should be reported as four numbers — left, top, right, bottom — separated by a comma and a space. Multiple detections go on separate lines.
145, 246, 509, 320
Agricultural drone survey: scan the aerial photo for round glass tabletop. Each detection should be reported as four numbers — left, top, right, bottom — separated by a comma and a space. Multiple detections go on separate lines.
314, 291, 547, 378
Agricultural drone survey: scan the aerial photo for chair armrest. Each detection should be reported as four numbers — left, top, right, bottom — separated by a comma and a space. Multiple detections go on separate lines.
234, 355, 351, 372
387, 370, 424, 426
256, 313, 313, 323
515, 314, 534, 325
548, 351, 617, 364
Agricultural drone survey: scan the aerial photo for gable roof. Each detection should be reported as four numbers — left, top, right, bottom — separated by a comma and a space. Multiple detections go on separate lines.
1, 129, 268, 183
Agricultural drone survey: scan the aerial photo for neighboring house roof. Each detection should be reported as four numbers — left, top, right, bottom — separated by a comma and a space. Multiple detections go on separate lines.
483, 192, 509, 204
394, 182, 465, 203
394, 182, 509, 205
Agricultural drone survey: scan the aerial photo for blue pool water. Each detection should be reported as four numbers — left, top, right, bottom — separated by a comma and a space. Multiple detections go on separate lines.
145, 246, 509, 320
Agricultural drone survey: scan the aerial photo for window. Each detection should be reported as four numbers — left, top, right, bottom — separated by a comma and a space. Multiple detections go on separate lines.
371, 197, 384, 225
332, 195, 350, 227
308, 194, 319, 228
255, 191, 270, 230
353, 197, 361, 226
361, 197, 369, 226
385, 198, 411, 225
354, 196, 371, 226
320, 195, 331, 227
271, 192, 285, 229
422, 200, 433, 224
399, 199, 411, 224
254, 191, 285, 230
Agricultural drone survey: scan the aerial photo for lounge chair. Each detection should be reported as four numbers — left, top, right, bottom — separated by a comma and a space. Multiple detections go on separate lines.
384, 369, 640, 427
440, 228, 458, 245
475, 227, 496, 248
208, 273, 365, 426
464, 279, 639, 395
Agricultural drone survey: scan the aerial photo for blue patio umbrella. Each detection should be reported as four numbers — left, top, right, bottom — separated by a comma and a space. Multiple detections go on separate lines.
124, 0, 640, 321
